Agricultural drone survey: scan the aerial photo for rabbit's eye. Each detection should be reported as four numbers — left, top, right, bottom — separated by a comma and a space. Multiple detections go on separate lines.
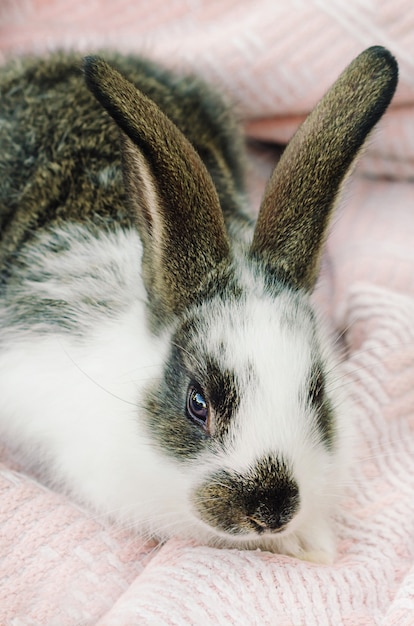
186, 384, 210, 431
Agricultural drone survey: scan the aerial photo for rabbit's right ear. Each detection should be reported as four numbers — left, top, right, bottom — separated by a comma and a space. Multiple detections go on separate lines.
83, 57, 231, 326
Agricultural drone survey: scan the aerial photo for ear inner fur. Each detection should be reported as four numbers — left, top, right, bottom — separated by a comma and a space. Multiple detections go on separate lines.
250, 46, 398, 292
83, 56, 231, 320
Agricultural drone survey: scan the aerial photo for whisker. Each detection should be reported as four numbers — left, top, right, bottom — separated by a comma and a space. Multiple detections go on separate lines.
57, 341, 153, 409
171, 340, 204, 372
210, 480, 235, 491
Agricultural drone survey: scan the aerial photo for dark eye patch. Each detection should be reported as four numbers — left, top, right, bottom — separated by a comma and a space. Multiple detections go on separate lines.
204, 356, 241, 437
142, 329, 242, 461
172, 320, 242, 436
142, 343, 209, 461
308, 363, 335, 449
309, 364, 325, 409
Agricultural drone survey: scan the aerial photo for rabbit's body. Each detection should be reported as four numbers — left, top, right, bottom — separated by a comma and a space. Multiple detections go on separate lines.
0, 48, 398, 561
0, 54, 249, 265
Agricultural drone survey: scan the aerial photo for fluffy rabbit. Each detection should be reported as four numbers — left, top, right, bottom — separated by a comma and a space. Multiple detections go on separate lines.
0, 47, 397, 562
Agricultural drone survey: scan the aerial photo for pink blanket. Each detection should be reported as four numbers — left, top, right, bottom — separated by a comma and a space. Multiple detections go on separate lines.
1, 2, 414, 624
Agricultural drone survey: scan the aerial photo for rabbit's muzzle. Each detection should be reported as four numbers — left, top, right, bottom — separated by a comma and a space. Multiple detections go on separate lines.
193, 456, 300, 536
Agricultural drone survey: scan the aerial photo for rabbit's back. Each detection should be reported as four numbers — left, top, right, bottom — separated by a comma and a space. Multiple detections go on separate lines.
0, 53, 247, 272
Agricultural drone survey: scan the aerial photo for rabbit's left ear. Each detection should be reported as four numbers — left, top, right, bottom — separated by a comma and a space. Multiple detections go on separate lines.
83, 57, 231, 324
250, 46, 398, 292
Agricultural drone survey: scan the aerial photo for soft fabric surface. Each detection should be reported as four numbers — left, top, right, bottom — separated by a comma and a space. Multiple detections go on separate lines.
1, 2, 414, 624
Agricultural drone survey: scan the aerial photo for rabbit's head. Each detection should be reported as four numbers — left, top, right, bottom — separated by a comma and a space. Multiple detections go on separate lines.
84, 47, 397, 560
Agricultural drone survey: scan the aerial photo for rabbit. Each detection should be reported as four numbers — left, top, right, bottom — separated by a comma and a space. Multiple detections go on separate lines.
0, 46, 398, 563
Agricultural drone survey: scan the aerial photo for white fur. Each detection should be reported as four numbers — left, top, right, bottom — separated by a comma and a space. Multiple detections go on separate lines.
0, 224, 351, 562
178, 291, 352, 558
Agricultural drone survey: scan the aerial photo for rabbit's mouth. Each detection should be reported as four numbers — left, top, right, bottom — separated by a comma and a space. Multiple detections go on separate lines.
247, 517, 288, 535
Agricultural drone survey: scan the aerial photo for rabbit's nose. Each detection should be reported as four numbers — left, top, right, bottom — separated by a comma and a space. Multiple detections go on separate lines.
246, 484, 300, 534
